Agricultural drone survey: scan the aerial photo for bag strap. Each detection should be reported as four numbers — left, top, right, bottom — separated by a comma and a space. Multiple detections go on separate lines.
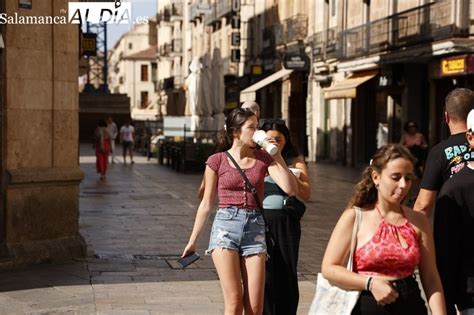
346, 206, 362, 271
225, 151, 262, 210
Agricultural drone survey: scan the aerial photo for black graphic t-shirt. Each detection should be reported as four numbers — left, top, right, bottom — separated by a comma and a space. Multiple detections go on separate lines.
434, 165, 474, 314
420, 133, 472, 191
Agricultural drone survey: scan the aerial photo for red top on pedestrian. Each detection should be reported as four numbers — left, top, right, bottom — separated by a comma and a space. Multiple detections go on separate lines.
353, 206, 421, 278
206, 150, 274, 210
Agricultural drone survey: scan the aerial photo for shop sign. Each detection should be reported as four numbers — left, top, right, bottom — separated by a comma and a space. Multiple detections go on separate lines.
195, 4, 212, 14
230, 0, 240, 63
231, 49, 240, 63
441, 55, 467, 76
283, 54, 309, 71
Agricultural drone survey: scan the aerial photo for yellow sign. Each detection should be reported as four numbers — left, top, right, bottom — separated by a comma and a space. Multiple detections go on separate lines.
252, 65, 262, 75
441, 57, 466, 75
82, 33, 97, 56
82, 38, 96, 52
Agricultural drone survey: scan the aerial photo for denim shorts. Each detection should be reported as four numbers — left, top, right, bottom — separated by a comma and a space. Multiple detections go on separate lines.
206, 207, 267, 257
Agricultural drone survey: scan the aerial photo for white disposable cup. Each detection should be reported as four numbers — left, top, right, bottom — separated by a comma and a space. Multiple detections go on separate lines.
289, 167, 301, 178
252, 130, 278, 156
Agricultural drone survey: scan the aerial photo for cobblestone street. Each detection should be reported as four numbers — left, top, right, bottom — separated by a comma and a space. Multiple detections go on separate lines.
0, 145, 360, 314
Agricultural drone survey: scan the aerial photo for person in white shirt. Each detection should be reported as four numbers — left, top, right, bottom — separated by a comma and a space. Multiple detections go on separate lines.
106, 116, 118, 163
120, 120, 135, 164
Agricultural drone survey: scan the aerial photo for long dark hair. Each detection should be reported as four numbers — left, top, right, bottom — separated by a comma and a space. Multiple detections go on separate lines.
260, 119, 299, 164
216, 108, 257, 152
348, 144, 415, 208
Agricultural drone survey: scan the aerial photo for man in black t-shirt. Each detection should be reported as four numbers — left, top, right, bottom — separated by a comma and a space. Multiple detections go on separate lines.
414, 88, 474, 216
434, 109, 474, 315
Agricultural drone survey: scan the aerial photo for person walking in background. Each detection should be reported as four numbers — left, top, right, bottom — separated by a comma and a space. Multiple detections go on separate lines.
106, 116, 118, 164
94, 119, 112, 180
414, 88, 474, 216
260, 119, 310, 315
400, 120, 428, 177
321, 144, 446, 314
120, 120, 135, 164
150, 128, 164, 160
434, 109, 474, 315
182, 108, 298, 315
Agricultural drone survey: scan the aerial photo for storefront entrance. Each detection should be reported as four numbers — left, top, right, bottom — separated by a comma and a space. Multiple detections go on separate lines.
288, 71, 308, 157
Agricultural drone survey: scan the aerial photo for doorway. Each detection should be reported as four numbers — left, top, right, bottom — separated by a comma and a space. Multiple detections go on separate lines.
288, 71, 308, 157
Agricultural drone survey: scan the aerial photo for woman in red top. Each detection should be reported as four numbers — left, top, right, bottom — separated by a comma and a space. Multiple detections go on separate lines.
182, 108, 298, 314
321, 144, 446, 314
94, 119, 111, 180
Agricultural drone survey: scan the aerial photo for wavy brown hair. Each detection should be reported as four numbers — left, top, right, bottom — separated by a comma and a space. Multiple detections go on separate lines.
347, 144, 415, 208
216, 107, 257, 152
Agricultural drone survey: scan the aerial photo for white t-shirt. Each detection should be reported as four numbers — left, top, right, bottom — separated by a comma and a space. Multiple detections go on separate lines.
120, 125, 135, 142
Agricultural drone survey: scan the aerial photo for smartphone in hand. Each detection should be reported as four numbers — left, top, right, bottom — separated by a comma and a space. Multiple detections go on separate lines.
177, 252, 200, 268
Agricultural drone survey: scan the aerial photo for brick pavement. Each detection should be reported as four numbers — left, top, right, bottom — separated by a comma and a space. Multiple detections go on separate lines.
0, 145, 361, 314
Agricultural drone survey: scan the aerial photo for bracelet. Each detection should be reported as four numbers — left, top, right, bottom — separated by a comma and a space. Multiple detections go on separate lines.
369, 278, 374, 291
365, 276, 373, 291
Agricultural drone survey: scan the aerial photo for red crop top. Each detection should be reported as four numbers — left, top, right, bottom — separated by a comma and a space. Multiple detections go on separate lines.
206, 150, 274, 209
354, 206, 421, 278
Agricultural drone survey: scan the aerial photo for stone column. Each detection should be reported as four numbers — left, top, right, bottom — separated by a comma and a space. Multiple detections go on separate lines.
2, 0, 85, 268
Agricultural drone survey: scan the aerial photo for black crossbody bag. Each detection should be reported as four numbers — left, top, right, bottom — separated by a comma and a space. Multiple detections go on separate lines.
224, 151, 275, 250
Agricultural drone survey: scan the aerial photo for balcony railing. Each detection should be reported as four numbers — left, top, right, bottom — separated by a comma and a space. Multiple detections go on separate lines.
337, 0, 464, 60
263, 14, 308, 48
159, 43, 172, 56
172, 39, 182, 53
158, 3, 183, 23
171, 3, 183, 19
284, 14, 308, 43
311, 27, 340, 60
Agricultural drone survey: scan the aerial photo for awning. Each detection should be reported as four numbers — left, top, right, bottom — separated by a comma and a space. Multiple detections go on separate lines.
240, 68, 293, 102
324, 70, 378, 99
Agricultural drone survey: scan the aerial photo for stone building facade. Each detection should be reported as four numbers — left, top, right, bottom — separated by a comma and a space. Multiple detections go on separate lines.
309, 0, 474, 165
0, 0, 85, 268
108, 22, 161, 121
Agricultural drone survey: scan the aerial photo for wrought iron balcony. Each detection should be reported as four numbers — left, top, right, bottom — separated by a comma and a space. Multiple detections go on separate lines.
337, 0, 465, 60
170, 3, 183, 20
311, 27, 340, 60
159, 43, 172, 56
284, 14, 308, 43
171, 39, 182, 54
264, 14, 308, 49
